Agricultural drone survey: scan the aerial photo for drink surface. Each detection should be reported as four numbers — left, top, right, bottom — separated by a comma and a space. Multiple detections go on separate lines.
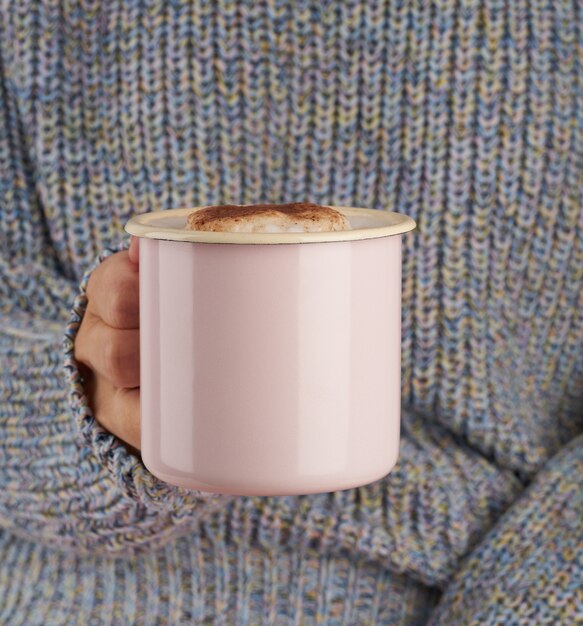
185, 202, 352, 233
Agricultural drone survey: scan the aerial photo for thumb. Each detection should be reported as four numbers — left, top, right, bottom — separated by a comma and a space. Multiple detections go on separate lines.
128, 236, 139, 265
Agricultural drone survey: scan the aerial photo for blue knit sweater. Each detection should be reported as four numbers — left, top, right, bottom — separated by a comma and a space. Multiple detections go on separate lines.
1, 1, 582, 624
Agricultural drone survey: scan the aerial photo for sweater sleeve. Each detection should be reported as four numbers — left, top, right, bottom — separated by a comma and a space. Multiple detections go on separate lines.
427, 434, 583, 625
0, 244, 235, 556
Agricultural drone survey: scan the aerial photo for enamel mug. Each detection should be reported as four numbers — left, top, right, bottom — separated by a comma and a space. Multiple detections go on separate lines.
125, 206, 415, 496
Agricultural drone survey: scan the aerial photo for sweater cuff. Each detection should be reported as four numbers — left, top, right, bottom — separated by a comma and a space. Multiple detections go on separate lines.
62, 241, 234, 516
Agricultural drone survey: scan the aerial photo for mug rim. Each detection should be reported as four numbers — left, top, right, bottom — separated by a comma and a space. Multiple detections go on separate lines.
124, 205, 416, 245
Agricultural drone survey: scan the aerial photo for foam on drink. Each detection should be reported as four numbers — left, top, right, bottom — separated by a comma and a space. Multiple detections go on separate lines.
184, 202, 352, 233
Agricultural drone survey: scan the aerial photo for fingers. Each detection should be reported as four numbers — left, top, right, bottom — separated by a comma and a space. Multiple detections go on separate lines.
75, 314, 140, 388
85, 369, 141, 451
75, 245, 142, 453
109, 387, 141, 451
86, 250, 139, 329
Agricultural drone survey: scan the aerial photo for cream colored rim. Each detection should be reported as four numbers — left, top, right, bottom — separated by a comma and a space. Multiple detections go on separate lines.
124, 206, 416, 244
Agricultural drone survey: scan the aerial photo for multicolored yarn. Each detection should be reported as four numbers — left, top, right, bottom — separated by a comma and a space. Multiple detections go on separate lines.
0, 1, 581, 624
428, 435, 583, 626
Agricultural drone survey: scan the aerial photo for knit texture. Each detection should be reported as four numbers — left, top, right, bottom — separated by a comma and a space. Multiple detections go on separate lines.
428, 435, 583, 626
0, 0, 582, 624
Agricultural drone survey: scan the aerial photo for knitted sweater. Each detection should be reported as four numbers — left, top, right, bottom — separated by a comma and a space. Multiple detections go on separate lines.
1, 1, 582, 624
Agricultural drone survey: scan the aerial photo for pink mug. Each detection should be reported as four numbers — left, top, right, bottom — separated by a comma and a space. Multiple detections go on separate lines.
125, 206, 415, 496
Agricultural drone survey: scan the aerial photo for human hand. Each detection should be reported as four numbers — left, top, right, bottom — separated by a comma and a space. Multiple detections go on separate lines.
74, 237, 141, 454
